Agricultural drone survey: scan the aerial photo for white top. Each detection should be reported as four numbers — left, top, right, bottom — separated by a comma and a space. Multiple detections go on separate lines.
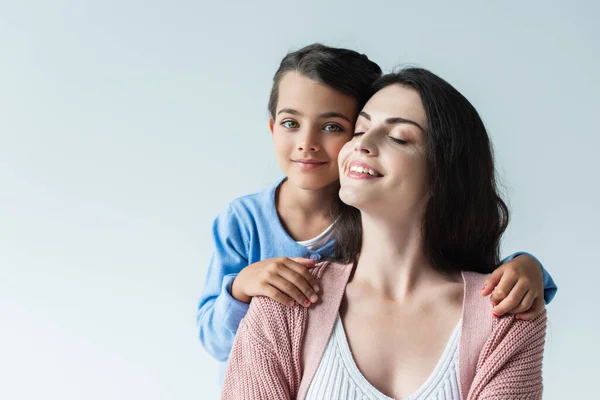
305, 315, 462, 400
296, 223, 335, 251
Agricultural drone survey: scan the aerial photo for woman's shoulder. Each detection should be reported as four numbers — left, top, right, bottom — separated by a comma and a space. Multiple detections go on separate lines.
461, 270, 547, 327
242, 295, 309, 353
247, 292, 306, 323
459, 270, 491, 316
460, 270, 547, 365
461, 270, 490, 291
244, 261, 351, 324
312, 260, 354, 280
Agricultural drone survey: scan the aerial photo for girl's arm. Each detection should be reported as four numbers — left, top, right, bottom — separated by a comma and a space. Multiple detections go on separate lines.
197, 204, 251, 362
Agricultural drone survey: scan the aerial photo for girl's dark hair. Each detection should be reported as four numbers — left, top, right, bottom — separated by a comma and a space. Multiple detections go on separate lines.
268, 43, 382, 117
332, 68, 509, 275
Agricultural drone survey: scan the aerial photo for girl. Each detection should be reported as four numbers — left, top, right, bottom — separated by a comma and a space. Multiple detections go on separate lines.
197, 44, 556, 380
221, 67, 548, 400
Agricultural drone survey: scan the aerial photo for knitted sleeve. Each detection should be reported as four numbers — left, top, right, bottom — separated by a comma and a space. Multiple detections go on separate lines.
468, 310, 547, 399
221, 295, 307, 400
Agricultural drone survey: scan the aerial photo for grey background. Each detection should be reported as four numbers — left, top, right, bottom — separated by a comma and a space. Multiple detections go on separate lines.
1, 0, 597, 398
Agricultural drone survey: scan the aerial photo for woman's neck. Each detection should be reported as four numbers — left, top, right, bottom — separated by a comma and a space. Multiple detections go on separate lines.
352, 212, 450, 300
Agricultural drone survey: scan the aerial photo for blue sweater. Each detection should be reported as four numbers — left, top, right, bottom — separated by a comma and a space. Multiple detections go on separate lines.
197, 179, 557, 366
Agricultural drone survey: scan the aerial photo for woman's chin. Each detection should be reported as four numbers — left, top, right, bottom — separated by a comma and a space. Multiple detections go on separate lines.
339, 187, 368, 209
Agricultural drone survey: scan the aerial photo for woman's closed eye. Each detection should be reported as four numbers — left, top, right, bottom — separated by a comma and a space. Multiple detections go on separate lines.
353, 132, 407, 145
389, 136, 408, 145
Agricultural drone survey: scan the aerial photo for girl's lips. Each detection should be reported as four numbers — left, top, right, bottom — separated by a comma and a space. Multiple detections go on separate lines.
294, 160, 327, 170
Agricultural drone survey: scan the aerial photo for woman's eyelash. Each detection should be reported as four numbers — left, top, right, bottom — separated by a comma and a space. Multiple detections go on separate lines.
353, 131, 408, 145
390, 137, 408, 145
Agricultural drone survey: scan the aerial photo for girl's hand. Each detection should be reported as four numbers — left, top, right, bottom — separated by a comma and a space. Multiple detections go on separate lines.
481, 255, 544, 320
231, 257, 320, 307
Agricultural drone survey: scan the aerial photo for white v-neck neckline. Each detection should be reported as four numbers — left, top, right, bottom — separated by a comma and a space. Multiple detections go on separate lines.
332, 314, 461, 400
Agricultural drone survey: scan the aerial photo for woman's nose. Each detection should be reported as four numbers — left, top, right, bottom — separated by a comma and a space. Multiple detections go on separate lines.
353, 132, 377, 155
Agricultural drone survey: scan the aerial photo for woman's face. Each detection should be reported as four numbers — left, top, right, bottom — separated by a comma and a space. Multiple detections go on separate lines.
338, 84, 430, 220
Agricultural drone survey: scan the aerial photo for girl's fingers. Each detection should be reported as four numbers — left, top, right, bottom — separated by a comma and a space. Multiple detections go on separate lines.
492, 281, 528, 316
268, 275, 311, 307
283, 258, 321, 293
490, 271, 519, 306
482, 267, 504, 296
290, 257, 318, 268
263, 284, 295, 307
512, 289, 537, 314
515, 297, 545, 321
277, 266, 319, 304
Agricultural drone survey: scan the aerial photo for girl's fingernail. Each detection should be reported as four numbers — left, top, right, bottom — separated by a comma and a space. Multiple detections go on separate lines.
516, 316, 521, 320
304, 300, 311, 307
310, 294, 318, 303
492, 312, 499, 318
314, 285, 321, 293
481, 286, 486, 291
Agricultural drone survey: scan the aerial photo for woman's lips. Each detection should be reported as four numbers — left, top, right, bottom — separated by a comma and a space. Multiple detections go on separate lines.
346, 160, 383, 179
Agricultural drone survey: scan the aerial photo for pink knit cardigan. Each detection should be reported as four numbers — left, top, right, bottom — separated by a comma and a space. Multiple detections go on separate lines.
221, 262, 546, 399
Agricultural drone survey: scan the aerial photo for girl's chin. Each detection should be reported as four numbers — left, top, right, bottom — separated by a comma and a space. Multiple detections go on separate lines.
286, 174, 338, 192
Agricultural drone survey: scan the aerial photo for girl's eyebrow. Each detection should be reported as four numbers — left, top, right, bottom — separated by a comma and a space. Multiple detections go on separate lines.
277, 108, 351, 123
359, 111, 425, 132
320, 111, 351, 122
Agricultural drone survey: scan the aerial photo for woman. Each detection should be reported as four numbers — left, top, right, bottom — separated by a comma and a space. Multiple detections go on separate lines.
221, 68, 547, 400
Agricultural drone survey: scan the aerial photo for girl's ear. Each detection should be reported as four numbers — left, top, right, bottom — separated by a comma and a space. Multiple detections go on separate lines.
268, 117, 275, 135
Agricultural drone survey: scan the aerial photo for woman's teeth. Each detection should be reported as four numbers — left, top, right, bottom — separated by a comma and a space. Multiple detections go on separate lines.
350, 165, 377, 176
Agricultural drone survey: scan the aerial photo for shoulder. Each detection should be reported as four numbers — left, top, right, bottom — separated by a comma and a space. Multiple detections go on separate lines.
461, 270, 548, 334
229, 187, 269, 209
310, 261, 353, 284
213, 184, 274, 228
243, 294, 308, 347
230, 179, 281, 211
224, 183, 278, 225
462, 271, 490, 294
461, 270, 494, 315
246, 261, 350, 313
490, 309, 547, 346
242, 262, 352, 337
463, 270, 547, 362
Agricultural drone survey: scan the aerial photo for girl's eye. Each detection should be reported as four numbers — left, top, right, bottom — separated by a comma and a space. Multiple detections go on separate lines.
389, 137, 408, 145
282, 120, 299, 129
323, 124, 343, 133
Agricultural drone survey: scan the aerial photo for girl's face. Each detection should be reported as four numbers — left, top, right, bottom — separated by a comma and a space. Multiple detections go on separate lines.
338, 84, 430, 220
270, 72, 358, 191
